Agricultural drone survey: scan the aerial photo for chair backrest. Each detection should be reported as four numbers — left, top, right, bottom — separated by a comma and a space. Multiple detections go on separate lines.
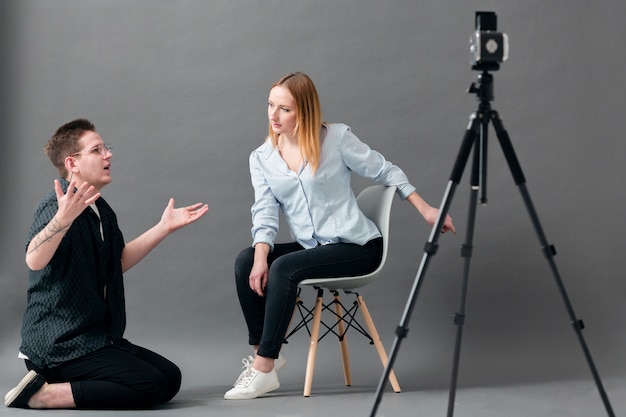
355, 184, 396, 277
299, 185, 396, 290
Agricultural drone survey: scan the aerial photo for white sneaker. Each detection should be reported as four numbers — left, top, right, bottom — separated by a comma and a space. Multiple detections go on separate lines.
224, 358, 280, 400
231, 356, 254, 388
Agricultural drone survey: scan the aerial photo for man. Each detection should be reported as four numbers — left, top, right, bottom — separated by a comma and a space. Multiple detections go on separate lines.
4, 119, 209, 409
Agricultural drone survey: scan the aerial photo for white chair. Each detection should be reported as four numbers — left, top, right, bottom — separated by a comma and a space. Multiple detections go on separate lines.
284, 185, 401, 397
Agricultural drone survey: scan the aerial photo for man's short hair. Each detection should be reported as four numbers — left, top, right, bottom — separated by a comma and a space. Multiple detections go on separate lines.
45, 118, 96, 178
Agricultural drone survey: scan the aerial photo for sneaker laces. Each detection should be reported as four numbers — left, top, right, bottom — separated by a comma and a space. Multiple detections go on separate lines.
232, 356, 255, 387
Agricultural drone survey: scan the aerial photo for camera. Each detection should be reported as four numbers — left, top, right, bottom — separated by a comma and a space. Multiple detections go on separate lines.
469, 11, 509, 71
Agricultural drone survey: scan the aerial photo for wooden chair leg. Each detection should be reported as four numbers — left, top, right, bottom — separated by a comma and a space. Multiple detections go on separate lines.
333, 292, 352, 387
303, 289, 324, 397
357, 295, 401, 393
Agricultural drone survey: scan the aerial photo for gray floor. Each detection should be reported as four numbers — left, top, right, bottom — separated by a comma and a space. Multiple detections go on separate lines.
1, 378, 624, 416
2, 360, 624, 416
3, 285, 623, 417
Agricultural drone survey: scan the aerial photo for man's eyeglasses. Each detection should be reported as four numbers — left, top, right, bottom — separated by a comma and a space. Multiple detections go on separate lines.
70, 144, 113, 157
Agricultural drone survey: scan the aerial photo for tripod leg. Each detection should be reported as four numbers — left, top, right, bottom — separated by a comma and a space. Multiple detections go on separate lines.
491, 111, 616, 417
479, 111, 489, 204
369, 113, 481, 417
446, 134, 482, 417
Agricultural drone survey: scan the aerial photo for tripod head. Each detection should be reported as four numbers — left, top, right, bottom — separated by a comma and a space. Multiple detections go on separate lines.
468, 11, 506, 104
468, 71, 494, 103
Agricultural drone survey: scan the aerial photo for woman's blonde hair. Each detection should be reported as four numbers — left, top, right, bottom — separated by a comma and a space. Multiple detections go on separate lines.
268, 72, 322, 172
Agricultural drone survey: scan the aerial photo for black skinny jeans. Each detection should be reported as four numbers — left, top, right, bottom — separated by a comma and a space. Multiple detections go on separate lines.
25, 342, 181, 409
235, 238, 383, 359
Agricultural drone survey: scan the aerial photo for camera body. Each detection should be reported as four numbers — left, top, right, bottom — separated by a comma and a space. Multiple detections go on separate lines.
469, 11, 508, 71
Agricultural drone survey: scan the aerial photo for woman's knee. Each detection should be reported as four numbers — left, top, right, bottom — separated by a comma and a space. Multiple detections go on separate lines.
268, 255, 306, 286
235, 247, 254, 281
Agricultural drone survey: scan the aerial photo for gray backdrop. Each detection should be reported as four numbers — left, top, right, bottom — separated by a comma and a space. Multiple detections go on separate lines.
2, 0, 625, 392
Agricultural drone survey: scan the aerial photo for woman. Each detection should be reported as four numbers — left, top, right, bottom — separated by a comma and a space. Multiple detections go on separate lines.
225, 72, 455, 400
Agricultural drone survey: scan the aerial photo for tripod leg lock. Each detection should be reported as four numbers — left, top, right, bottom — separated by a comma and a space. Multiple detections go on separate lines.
542, 244, 557, 258
454, 313, 465, 325
572, 319, 585, 330
460, 244, 473, 258
424, 242, 439, 255
395, 325, 409, 339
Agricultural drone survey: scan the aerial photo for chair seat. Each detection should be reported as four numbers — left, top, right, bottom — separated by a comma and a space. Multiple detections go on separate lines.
299, 274, 378, 291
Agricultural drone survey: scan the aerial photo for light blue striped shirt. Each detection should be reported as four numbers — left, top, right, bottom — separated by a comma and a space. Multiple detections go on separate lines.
249, 123, 416, 250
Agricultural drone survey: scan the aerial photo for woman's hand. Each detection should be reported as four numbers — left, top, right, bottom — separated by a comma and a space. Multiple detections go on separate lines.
421, 205, 456, 234
249, 260, 269, 297
407, 191, 456, 234
249, 243, 271, 296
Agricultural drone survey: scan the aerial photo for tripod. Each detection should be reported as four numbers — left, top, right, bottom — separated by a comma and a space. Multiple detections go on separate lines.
369, 70, 615, 417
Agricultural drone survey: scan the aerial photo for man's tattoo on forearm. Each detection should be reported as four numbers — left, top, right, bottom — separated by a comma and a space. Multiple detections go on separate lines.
28, 217, 70, 253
